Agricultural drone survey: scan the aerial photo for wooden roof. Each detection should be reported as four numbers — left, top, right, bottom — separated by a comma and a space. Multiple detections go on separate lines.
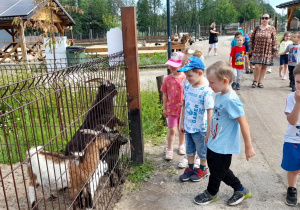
277, 0, 300, 9
0, 0, 75, 26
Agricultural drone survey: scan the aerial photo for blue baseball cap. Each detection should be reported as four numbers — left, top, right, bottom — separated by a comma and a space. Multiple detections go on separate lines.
177, 56, 205, 72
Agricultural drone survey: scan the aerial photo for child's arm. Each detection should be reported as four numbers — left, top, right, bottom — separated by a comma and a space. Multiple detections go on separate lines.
179, 101, 185, 134
162, 92, 168, 117
205, 109, 213, 143
287, 90, 300, 125
236, 116, 255, 161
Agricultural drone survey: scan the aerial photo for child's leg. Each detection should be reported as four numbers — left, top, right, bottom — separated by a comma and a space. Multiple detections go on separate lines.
167, 127, 176, 149
279, 65, 283, 77
206, 148, 241, 196
232, 68, 237, 86
287, 170, 300, 188
288, 66, 295, 89
236, 69, 243, 84
283, 64, 288, 78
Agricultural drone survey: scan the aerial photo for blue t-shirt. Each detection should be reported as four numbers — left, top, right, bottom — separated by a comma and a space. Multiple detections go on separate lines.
207, 91, 245, 154
184, 84, 214, 133
231, 39, 237, 47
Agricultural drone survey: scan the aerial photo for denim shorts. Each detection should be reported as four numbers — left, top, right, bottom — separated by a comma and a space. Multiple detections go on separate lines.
281, 142, 300, 171
280, 54, 288, 65
185, 132, 207, 160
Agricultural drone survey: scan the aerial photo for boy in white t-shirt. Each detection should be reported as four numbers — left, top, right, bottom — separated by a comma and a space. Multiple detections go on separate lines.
281, 63, 300, 206
178, 56, 214, 182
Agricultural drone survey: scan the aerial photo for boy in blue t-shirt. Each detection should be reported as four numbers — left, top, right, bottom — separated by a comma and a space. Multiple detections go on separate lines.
178, 56, 214, 182
193, 61, 255, 206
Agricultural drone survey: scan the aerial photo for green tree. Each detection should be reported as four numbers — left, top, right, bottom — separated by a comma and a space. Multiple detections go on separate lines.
137, 0, 151, 34
238, 0, 260, 22
215, 0, 238, 25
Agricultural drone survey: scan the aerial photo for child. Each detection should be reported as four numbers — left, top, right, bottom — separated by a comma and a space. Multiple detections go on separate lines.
281, 63, 300, 206
161, 52, 186, 160
178, 56, 214, 181
194, 61, 255, 206
230, 35, 246, 90
278, 32, 292, 80
246, 30, 254, 74
277, 32, 300, 92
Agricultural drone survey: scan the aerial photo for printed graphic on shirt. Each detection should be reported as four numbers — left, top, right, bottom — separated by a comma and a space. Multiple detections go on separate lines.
296, 126, 300, 137
235, 52, 244, 66
289, 47, 298, 63
211, 105, 222, 139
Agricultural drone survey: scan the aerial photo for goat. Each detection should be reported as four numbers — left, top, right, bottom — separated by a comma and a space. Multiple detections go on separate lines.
64, 78, 126, 156
27, 131, 111, 210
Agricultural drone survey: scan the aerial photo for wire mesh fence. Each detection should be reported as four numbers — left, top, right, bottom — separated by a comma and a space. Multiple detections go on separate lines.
0, 53, 131, 209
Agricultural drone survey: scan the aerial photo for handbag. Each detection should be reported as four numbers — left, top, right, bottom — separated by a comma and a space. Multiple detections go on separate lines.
214, 36, 218, 42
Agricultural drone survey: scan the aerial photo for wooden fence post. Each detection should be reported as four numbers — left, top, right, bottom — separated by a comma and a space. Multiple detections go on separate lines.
121, 7, 144, 165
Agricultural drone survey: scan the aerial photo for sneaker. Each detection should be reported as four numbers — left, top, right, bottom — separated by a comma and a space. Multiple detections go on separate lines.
178, 155, 188, 168
282, 75, 287, 80
235, 83, 240, 90
206, 52, 210, 57
194, 156, 200, 168
178, 145, 186, 155
286, 187, 298, 206
267, 67, 272, 73
227, 187, 252, 206
194, 190, 219, 205
190, 168, 209, 182
179, 167, 194, 181
231, 82, 236, 89
246, 70, 250, 74
214, 53, 217, 56
250, 69, 254, 74
165, 150, 173, 160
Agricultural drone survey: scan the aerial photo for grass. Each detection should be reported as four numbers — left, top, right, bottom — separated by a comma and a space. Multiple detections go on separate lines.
140, 89, 167, 146
126, 158, 154, 190
139, 52, 168, 66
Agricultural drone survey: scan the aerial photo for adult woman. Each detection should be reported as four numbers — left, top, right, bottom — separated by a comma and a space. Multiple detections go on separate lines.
249, 13, 278, 88
208, 22, 219, 56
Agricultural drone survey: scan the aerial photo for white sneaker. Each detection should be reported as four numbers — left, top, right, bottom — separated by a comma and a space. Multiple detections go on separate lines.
267, 67, 272, 73
194, 156, 200, 168
178, 155, 188, 168
178, 145, 186, 155
206, 52, 209, 56
214, 53, 217, 56
165, 150, 173, 160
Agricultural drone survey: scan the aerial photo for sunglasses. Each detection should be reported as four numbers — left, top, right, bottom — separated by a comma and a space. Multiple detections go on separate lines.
261, 17, 269, 20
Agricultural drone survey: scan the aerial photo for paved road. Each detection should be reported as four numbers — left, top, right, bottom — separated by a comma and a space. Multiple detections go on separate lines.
115, 35, 294, 210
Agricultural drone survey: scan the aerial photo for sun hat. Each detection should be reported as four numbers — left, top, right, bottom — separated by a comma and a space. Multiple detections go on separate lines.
177, 56, 205, 72
165, 52, 185, 68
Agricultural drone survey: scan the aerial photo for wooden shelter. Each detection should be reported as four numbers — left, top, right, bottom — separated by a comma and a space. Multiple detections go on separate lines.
0, 0, 75, 63
277, 0, 300, 30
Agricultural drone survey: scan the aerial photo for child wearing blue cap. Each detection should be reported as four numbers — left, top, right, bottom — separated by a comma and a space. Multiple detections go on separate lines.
178, 56, 214, 182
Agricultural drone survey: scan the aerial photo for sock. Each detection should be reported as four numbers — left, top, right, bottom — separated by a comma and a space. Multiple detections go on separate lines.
200, 164, 206, 171
238, 186, 244, 191
179, 144, 184, 148
168, 148, 173, 151
189, 163, 194, 170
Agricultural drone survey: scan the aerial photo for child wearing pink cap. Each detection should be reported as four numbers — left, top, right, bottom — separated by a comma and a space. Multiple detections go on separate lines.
161, 52, 186, 160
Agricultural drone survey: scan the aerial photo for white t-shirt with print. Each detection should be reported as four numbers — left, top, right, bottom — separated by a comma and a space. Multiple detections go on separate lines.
284, 92, 300, 143
183, 84, 214, 133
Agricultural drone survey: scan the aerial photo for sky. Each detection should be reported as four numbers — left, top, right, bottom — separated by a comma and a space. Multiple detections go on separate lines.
269, 0, 287, 15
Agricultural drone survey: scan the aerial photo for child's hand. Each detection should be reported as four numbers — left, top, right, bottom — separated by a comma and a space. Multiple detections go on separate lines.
179, 123, 185, 134
245, 146, 255, 161
163, 109, 168, 117
204, 135, 209, 143
295, 90, 300, 104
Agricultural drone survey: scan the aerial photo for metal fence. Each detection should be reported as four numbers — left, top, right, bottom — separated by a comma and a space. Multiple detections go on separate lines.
0, 53, 131, 209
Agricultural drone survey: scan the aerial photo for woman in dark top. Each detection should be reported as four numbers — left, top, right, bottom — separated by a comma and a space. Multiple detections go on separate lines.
208, 22, 219, 56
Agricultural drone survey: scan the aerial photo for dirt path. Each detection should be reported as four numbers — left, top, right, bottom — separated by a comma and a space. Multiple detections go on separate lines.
115, 35, 294, 210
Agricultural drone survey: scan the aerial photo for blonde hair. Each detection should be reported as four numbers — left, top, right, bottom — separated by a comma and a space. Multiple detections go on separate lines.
206, 61, 233, 83
210, 22, 216, 28
193, 50, 203, 58
293, 63, 300, 76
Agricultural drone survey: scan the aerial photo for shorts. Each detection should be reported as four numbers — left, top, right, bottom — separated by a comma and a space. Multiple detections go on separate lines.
280, 54, 289, 65
185, 132, 207, 160
167, 115, 180, 128
209, 43, 218, 49
244, 43, 249, 52
281, 142, 300, 171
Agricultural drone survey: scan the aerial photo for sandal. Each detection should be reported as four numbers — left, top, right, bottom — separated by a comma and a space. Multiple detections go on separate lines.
257, 83, 264, 88
252, 81, 257, 88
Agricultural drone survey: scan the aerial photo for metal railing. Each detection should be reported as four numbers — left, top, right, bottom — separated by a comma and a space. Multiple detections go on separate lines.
0, 53, 131, 209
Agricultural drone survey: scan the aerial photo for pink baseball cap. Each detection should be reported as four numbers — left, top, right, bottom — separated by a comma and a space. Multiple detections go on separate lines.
165, 52, 185, 68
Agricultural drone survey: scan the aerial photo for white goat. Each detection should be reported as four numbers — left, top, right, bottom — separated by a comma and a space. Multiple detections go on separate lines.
27, 131, 111, 209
